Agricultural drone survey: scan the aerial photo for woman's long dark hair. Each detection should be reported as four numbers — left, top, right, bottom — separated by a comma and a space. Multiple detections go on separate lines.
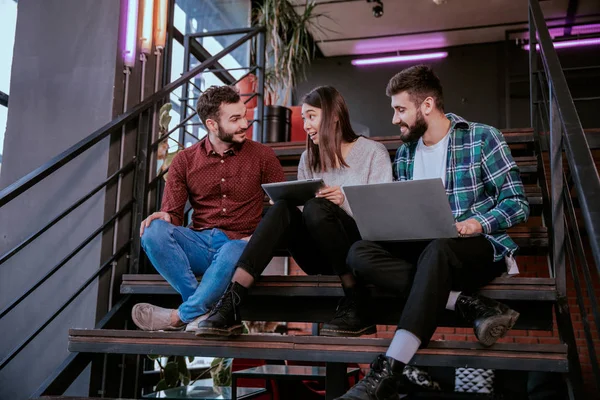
301, 86, 359, 172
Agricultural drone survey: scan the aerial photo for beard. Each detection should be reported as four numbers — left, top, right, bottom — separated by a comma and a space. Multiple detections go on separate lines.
217, 126, 247, 144
399, 109, 428, 143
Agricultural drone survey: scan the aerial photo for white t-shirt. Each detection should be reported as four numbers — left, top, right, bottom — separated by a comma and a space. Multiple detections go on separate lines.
413, 133, 450, 185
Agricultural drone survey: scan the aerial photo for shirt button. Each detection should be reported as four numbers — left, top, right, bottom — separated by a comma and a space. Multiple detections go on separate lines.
220, 159, 224, 164
223, 194, 227, 198
222, 208, 226, 212
221, 178, 225, 182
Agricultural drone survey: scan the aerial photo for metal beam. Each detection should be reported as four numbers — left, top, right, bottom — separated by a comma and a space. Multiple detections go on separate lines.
173, 29, 237, 85
564, 0, 579, 36
0, 90, 8, 107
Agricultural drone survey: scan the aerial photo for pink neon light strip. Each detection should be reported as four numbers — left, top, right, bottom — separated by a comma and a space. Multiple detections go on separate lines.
524, 37, 600, 51
123, 0, 139, 67
351, 52, 448, 66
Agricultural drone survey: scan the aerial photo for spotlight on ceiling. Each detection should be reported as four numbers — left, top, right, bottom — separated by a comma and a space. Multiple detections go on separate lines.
366, 0, 384, 18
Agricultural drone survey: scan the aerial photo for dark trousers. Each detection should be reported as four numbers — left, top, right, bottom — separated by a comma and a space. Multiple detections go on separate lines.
347, 237, 506, 346
237, 198, 362, 280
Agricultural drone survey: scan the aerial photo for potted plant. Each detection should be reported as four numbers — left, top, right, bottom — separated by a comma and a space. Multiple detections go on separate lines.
251, 0, 329, 142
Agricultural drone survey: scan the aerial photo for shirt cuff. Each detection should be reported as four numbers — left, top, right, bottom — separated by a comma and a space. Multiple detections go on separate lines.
472, 213, 499, 235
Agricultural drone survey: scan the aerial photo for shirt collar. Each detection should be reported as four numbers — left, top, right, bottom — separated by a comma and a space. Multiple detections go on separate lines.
446, 113, 470, 131
200, 136, 241, 156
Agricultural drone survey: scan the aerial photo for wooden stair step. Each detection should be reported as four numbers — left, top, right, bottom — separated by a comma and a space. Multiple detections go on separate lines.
268, 130, 537, 158
121, 274, 556, 302
68, 329, 568, 373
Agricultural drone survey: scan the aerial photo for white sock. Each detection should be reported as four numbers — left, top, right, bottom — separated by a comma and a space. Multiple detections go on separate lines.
446, 291, 461, 311
385, 329, 421, 364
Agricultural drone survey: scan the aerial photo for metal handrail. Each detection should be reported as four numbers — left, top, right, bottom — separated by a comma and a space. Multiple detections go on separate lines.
0, 200, 133, 320
0, 240, 131, 370
529, 0, 600, 393
0, 160, 135, 266
529, 0, 600, 273
0, 90, 7, 108
0, 26, 263, 208
529, 1, 600, 271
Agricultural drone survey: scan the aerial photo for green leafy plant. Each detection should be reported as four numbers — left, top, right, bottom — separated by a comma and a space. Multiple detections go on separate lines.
148, 355, 194, 391
254, 0, 332, 105
210, 357, 233, 387
156, 103, 183, 181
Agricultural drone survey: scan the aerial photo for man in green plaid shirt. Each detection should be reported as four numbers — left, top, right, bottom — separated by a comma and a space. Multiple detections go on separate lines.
393, 112, 529, 261
338, 65, 530, 400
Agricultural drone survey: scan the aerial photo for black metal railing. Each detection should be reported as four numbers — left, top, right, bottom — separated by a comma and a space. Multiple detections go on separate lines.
0, 26, 266, 384
529, 0, 600, 394
0, 90, 7, 108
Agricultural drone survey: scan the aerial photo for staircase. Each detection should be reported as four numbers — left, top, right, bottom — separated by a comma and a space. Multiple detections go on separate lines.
1, 1, 599, 399
63, 129, 588, 399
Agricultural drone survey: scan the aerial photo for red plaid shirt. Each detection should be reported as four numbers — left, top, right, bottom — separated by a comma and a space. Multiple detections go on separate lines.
161, 137, 284, 239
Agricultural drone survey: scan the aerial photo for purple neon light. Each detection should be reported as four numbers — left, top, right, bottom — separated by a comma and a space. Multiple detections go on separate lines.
123, 0, 139, 67
352, 52, 448, 66
524, 37, 600, 51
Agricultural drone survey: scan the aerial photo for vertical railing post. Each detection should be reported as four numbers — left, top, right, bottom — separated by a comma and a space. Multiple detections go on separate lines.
254, 28, 266, 143
549, 86, 565, 295
129, 110, 151, 275
528, 7, 538, 132
180, 35, 191, 146
503, 30, 511, 129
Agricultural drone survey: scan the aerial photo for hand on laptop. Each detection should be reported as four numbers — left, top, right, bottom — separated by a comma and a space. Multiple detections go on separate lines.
455, 219, 483, 237
316, 185, 345, 206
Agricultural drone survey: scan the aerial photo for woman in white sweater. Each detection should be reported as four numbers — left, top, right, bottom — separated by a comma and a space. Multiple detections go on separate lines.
194, 86, 393, 338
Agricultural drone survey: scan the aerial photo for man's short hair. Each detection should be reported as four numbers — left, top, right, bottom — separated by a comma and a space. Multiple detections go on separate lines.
386, 65, 444, 112
196, 85, 241, 126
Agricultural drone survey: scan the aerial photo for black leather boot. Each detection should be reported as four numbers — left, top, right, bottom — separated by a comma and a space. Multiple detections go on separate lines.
321, 286, 376, 337
195, 282, 247, 337
335, 355, 405, 400
455, 294, 520, 346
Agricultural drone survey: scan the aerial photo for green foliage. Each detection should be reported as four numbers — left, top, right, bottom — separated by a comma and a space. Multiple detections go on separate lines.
148, 355, 195, 391
254, 0, 332, 105
159, 103, 172, 134
210, 357, 233, 387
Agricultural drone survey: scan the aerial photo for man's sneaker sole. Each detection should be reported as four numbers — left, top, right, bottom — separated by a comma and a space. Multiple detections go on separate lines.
475, 309, 520, 347
320, 324, 377, 337
194, 324, 244, 338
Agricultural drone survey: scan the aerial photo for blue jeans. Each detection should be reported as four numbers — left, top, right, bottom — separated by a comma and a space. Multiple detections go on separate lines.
141, 220, 247, 323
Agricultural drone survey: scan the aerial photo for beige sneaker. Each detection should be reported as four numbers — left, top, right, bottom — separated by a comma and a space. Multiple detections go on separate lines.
184, 313, 210, 333
131, 303, 185, 331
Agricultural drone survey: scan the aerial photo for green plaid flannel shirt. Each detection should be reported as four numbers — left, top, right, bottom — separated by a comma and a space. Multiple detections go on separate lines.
393, 113, 530, 261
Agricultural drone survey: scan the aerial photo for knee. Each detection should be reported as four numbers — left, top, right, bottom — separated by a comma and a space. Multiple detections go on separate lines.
347, 240, 376, 273
423, 238, 452, 255
141, 219, 172, 251
219, 240, 247, 267
268, 199, 294, 219
303, 197, 334, 228
418, 238, 454, 270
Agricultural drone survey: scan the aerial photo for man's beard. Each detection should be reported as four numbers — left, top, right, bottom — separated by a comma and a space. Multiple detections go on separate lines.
399, 110, 428, 143
218, 127, 246, 143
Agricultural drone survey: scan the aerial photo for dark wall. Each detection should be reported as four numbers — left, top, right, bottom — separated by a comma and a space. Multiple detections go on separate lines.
296, 41, 599, 136
0, 1, 121, 399
506, 42, 600, 130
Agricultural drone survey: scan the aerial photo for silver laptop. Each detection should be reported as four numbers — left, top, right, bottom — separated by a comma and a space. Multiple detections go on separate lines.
344, 179, 459, 241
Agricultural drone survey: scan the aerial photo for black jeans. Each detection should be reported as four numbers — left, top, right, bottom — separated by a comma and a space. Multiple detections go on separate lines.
347, 236, 506, 346
237, 198, 362, 280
